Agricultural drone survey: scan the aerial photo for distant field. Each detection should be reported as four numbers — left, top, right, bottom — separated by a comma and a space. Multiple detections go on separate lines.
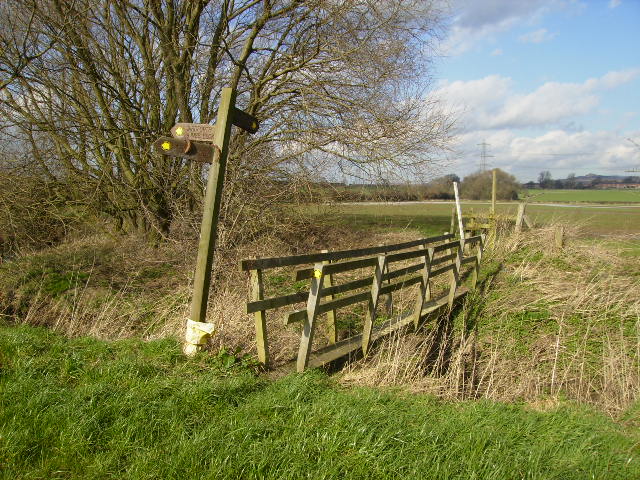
524, 189, 640, 203
322, 202, 640, 236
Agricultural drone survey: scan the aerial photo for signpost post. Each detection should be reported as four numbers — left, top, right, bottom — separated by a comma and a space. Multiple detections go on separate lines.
153, 87, 259, 356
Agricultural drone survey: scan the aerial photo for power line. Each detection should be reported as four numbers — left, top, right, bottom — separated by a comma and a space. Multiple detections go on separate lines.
477, 141, 494, 172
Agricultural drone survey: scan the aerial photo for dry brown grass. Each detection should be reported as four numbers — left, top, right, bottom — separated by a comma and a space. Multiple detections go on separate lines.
5, 216, 638, 416
0, 223, 429, 356
339, 224, 640, 415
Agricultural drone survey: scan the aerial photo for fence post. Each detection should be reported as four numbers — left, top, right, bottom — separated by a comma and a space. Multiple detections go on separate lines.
296, 263, 325, 372
321, 250, 337, 344
447, 240, 463, 309
378, 244, 393, 317
470, 235, 485, 289
362, 255, 386, 356
515, 203, 526, 232
412, 244, 434, 328
491, 168, 497, 215
250, 268, 269, 367
554, 226, 565, 251
450, 207, 456, 235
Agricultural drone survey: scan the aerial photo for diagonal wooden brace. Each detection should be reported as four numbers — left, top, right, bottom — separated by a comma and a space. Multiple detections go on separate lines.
362, 255, 387, 356
296, 263, 325, 372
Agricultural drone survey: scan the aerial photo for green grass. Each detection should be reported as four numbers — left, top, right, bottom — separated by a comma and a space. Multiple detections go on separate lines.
327, 202, 640, 236
524, 189, 640, 203
1, 324, 639, 479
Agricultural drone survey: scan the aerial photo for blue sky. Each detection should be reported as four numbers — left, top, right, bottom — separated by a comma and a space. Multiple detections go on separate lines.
432, 0, 640, 182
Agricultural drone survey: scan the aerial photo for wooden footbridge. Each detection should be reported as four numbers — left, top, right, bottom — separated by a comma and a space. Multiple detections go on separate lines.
241, 231, 485, 372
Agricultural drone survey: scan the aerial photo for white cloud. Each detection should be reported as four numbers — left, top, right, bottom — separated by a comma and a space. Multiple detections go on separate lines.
587, 69, 640, 89
431, 68, 640, 180
451, 129, 640, 181
491, 48, 504, 56
609, 0, 621, 8
433, 69, 640, 131
518, 28, 556, 43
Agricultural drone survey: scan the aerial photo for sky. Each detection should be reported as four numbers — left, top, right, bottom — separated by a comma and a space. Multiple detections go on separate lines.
432, 0, 640, 182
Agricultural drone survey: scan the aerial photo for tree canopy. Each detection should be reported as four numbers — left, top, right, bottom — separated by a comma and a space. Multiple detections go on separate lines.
0, 0, 452, 241
460, 169, 520, 201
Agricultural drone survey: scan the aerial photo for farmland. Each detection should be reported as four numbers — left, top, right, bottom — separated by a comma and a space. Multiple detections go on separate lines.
524, 188, 640, 204
322, 201, 640, 237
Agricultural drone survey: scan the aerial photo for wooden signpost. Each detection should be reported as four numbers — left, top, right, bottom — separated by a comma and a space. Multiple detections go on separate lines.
153, 87, 259, 356
153, 137, 216, 164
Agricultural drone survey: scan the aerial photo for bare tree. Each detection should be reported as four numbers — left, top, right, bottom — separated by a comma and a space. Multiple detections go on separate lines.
0, 0, 453, 241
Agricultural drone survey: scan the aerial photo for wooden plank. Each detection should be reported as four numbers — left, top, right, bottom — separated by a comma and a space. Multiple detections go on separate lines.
421, 289, 466, 316
250, 269, 269, 367
433, 239, 462, 254
431, 253, 456, 267
316, 291, 371, 315
362, 255, 386, 355
386, 247, 429, 264
470, 234, 486, 289
296, 263, 324, 372
412, 245, 434, 328
284, 309, 307, 325
464, 235, 483, 245
468, 222, 491, 230
381, 253, 394, 317
321, 276, 372, 297
378, 274, 422, 295
240, 234, 454, 271
383, 262, 424, 282
294, 267, 315, 281
322, 250, 337, 345
153, 136, 216, 164
246, 290, 308, 314
460, 255, 477, 266
231, 106, 259, 133
304, 288, 470, 370
429, 263, 455, 278
322, 256, 378, 275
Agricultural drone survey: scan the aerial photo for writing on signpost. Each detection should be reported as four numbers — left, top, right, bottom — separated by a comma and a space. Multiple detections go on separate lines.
171, 123, 217, 142
152, 136, 217, 163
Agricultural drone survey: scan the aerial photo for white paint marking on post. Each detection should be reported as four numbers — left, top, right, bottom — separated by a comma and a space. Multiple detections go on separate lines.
453, 182, 465, 242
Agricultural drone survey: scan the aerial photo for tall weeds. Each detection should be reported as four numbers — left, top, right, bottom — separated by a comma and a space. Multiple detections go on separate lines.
341, 225, 640, 415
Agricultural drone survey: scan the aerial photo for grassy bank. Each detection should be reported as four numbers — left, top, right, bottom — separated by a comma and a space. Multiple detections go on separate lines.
340, 225, 640, 414
1, 324, 639, 479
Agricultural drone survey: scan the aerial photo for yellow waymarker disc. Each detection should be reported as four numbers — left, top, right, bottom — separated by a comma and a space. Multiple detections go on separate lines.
175, 127, 184, 136
161, 141, 171, 150
313, 269, 322, 279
